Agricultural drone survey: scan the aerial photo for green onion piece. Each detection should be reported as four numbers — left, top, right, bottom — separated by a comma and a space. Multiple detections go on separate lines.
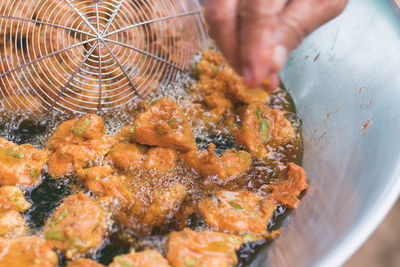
255, 107, 270, 142
196, 64, 204, 73
12, 153, 24, 159
209, 64, 220, 72
256, 107, 262, 120
242, 233, 258, 243
72, 117, 90, 136
237, 152, 250, 164
72, 128, 83, 136
83, 117, 90, 127
167, 117, 183, 129
129, 127, 136, 137
33, 258, 40, 264
130, 124, 141, 136
53, 209, 69, 225
227, 236, 241, 245
44, 230, 65, 241
30, 169, 37, 178
151, 98, 160, 105
5, 147, 17, 154
115, 256, 133, 267
73, 237, 84, 250
60, 150, 67, 158
181, 255, 198, 267
94, 175, 100, 181
259, 119, 270, 143
108, 148, 115, 154
229, 201, 244, 210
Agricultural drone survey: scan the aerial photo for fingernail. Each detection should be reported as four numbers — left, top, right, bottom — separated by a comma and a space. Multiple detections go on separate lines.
272, 45, 288, 72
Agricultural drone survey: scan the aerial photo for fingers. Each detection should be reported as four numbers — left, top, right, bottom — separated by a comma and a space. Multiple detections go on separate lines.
238, 0, 287, 88
277, 0, 348, 51
204, 0, 240, 69
205, 0, 348, 90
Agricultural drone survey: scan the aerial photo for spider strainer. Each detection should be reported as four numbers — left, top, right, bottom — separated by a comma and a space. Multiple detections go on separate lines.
0, 0, 206, 114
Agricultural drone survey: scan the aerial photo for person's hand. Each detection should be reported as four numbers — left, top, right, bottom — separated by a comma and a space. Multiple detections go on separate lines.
205, 0, 348, 89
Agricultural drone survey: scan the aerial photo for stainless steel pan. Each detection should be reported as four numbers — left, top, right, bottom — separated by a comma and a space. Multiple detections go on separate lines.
253, 0, 400, 266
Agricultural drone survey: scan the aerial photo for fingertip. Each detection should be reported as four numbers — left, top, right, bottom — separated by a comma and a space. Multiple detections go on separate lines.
243, 66, 264, 88
272, 45, 288, 72
269, 73, 280, 90
258, 74, 280, 92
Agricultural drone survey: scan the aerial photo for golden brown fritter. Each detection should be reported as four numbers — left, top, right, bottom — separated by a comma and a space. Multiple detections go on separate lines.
0, 210, 28, 238
43, 192, 108, 259
47, 114, 117, 177
235, 103, 295, 158
180, 143, 252, 180
0, 186, 30, 238
0, 186, 31, 213
0, 235, 58, 267
139, 182, 186, 234
0, 137, 49, 186
143, 147, 178, 174
78, 164, 186, 235
76, 166, 132, 209
48, 136, 116, 177
167, 228, 242, 267
188, 81, 234, 124
106, 142, 146, 170
118, 181, 187, 235
47, 119, 79, 151
198, 191, 276, 235
264, 163, 308, 209
216, 65, 270, 104
109, 249, 170, 267
66, 258, 105, 267
194, 50, 269, 104
130, 97, 197, 151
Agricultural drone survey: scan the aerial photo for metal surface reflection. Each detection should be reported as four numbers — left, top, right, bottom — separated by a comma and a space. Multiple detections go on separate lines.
254, 0, 400, 266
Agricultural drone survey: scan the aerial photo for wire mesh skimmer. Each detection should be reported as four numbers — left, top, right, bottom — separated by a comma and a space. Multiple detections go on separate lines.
0, 0, 206, 114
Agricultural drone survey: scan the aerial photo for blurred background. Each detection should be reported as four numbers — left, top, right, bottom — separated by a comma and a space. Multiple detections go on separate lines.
345, 200, 400, 267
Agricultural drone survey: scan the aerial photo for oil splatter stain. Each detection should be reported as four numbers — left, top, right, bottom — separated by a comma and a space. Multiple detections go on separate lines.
362, 119, 371, 130
361, 119, 371, 136
313, 52, 321, 62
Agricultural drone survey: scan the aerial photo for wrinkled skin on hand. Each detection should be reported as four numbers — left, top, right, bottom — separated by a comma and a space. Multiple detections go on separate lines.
205, 0, 348, 89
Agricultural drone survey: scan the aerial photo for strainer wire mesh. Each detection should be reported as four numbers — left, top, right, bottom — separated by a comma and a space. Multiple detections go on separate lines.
0, 0, 206, 114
